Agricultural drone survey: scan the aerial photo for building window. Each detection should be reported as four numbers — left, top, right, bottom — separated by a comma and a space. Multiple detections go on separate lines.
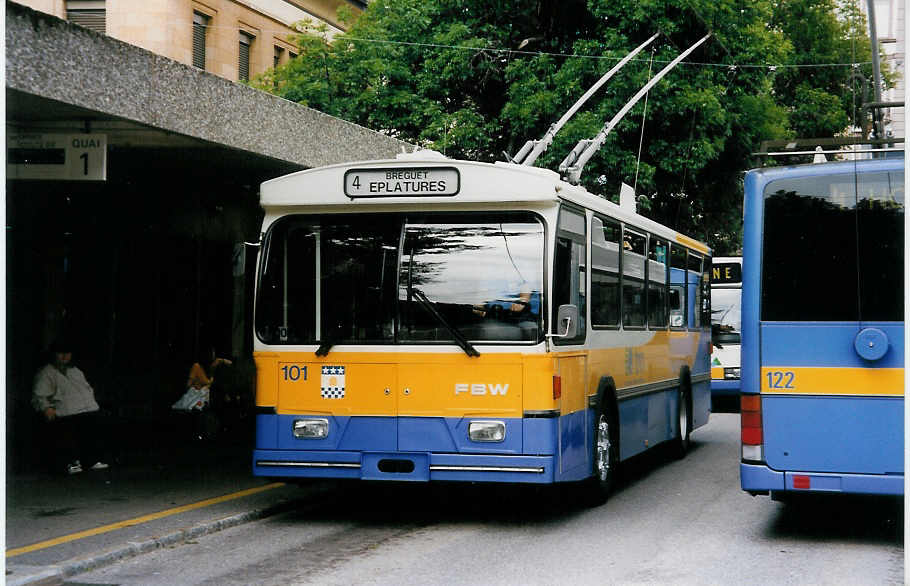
288, 51, 298, 61
274, 46, 285, 69
193, 12, 209, 70
239, 32, 255, 81
66, 1, 106, 34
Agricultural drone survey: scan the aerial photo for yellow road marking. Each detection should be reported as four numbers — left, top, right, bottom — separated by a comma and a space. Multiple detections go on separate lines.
7, 482, 285, 557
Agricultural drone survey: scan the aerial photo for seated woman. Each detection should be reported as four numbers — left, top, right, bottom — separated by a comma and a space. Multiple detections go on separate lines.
173, 347, 232, 412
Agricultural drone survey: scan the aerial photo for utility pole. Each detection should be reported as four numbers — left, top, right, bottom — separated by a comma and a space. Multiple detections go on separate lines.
865, 0, 884, 140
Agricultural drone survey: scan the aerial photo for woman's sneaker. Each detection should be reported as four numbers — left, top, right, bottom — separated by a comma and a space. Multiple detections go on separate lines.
66, 461, 83, 475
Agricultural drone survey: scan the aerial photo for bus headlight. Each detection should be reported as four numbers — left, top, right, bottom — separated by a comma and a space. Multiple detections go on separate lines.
469, 420, 506, 442
293, 418, 329, 439
724, 367, 741, 380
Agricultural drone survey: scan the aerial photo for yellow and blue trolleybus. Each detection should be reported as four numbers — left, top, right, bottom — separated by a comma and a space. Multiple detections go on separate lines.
251, 151, 712, 501
740, 156, 904, 498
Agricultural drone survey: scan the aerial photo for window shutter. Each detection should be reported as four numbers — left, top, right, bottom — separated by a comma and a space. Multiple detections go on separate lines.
67, 1, 106, 33
239, 32, 253, 82
193, 13, 208, 70
67, 10, 106, 33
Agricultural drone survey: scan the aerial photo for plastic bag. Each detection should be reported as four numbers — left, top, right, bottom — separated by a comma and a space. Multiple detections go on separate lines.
171, 386, 210, 411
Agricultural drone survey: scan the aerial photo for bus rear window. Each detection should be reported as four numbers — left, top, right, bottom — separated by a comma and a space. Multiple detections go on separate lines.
761, 171, 904, 321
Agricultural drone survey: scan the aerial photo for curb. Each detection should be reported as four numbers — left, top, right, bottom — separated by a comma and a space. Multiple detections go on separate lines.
6, 495, 309, 586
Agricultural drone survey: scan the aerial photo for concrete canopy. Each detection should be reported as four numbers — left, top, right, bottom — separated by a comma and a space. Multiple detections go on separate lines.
5, 0, 411, 168
4, 1, 414, 472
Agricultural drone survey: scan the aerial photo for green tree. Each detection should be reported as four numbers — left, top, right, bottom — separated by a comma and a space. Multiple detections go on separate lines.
771, 0, 889, 139
252, 0, 877, 255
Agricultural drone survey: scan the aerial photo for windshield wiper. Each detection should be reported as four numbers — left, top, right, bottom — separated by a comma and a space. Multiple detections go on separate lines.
408, 287, 480, 358
315, 339, 334, 357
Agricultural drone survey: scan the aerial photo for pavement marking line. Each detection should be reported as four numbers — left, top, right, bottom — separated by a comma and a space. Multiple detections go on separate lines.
6, 482, 286, 557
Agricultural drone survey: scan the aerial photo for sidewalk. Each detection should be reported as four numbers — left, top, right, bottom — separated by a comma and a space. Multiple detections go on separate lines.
5, 423, 323, 585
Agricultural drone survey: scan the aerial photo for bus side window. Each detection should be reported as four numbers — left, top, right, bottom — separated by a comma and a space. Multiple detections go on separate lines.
701, 259, 712, 327
670, 245, 688, 328
669, 287, 683, 327
553, 207, 586, 343
591, 215, 620, 327
648, 236, 669, 328
621, 228, 647, 328
688, 253, 703, 329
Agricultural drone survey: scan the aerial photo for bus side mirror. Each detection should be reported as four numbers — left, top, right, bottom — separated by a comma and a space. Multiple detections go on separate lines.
548, 304, 579, 339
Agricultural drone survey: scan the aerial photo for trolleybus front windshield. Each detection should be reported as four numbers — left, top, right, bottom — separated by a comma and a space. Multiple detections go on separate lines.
255, 212, 545, 346
711, 288, 741, 344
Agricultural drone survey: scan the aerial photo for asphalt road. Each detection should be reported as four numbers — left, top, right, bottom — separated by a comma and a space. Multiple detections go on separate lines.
72, 413, 904, 585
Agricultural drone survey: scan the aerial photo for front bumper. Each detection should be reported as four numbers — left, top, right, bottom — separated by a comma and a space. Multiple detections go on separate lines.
254, 450, 555, 483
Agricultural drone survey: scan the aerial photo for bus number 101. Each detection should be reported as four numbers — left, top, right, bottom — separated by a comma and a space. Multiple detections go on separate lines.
766, 370, 795, 390
281, 365, 307, 381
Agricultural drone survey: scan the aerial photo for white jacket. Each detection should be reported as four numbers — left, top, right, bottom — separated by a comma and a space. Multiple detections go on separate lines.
32, 364, 100, 418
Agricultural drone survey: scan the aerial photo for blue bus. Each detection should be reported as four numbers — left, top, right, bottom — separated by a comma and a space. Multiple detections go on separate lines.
740, 157, 904, 498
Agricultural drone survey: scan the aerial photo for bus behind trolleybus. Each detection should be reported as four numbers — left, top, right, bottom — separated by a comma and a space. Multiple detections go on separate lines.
710, 257, 742, 403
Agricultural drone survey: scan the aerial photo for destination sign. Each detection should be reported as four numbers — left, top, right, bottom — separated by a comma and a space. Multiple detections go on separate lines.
712, 262, 742, 284
7, 133, 107, 181
344, 167, 460, 198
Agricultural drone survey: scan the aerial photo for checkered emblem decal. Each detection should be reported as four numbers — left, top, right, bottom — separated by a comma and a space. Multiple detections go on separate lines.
321, 366, 346, 399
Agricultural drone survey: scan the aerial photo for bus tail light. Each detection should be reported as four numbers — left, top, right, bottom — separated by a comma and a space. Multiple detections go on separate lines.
552, 375, 562, 400
741, 394, 763, 462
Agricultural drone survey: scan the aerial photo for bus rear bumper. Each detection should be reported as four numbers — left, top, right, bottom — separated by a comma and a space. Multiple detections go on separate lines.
741, 462, 903, 496
254, 450, 556, 484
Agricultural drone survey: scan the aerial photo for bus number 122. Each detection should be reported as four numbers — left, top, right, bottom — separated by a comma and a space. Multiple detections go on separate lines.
766, 370, 795, 390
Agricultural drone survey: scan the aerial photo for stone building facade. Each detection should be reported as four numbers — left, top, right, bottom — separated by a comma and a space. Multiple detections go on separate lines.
12, 0, 362, 83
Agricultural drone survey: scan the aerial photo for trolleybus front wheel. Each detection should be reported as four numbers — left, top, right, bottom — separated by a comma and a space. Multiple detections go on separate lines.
584, 403, 618, 505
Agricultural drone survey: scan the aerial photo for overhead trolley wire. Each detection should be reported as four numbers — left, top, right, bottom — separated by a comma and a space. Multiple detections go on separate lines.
335, 35, 878, 70
230, 19, 882, 71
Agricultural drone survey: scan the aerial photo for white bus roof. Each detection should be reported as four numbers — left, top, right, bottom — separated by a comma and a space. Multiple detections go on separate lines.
260, 151, 711, 255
